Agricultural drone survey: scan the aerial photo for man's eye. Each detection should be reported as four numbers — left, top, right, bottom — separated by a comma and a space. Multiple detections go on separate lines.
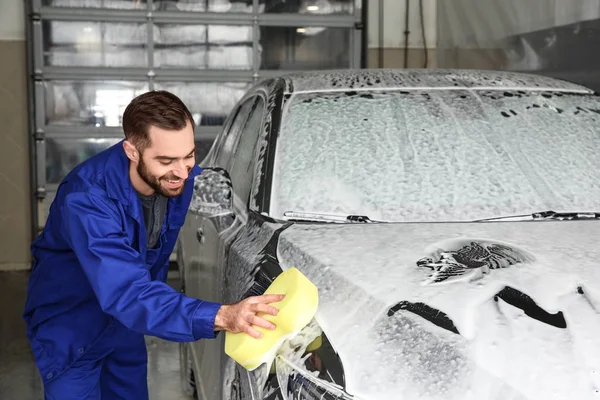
160, 161, 172, 166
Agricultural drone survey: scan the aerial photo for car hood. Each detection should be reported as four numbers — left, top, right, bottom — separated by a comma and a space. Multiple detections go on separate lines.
276, 220, 600, 400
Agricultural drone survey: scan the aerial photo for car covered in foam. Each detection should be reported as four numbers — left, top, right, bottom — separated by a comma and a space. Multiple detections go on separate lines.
177, 68, 600, 400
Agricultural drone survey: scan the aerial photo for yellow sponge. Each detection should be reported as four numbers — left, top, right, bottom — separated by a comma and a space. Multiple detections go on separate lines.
224, 267, 319, 371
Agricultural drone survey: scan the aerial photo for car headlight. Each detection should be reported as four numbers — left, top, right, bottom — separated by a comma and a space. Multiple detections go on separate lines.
260, 319, 354, 400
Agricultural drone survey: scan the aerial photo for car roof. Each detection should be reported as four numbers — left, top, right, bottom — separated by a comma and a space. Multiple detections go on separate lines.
280, 68, 594, 95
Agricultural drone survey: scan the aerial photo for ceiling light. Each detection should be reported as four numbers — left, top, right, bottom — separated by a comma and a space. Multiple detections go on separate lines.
296, 28, 306, 33
307, 5, 319, 11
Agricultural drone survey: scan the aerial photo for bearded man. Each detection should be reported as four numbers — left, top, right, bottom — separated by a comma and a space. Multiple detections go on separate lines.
23, 90, 282, 399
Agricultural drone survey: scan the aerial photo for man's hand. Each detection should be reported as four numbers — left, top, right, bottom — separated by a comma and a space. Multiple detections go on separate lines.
214, 294, 285, 339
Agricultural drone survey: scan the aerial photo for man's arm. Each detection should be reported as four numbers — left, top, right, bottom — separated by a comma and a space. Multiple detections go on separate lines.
60, 191, 220, 342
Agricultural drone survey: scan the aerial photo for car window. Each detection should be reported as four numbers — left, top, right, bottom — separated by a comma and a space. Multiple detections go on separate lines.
229, 96, 266, 206
271, 89, 600, 222
214, 97, 255, 170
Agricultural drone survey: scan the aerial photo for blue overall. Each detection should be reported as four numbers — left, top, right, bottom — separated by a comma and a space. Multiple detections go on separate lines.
23, 141, 221, 399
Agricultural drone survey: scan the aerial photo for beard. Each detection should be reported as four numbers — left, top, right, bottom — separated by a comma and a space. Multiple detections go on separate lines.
137, 157, 187, 198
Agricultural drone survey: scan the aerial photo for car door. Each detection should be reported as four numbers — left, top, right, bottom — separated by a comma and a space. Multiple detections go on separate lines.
192, 92, 268, 399
179, 95, 253, 399
182, 96, 256, 304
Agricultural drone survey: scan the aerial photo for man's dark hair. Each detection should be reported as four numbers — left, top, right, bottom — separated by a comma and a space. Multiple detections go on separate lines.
122, 90, 194, 152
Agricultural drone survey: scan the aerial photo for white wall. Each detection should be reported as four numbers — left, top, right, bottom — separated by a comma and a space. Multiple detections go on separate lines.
509, 0, 600, 34
367, 0, 437, 49
438, 0, 600, 49
555, 0, 600, 26
500, 0, 600, 35
0, 0, 25, 40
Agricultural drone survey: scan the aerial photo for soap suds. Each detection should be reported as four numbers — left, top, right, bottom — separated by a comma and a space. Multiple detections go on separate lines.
270, 90, 600, 223
277, 220, 600, 399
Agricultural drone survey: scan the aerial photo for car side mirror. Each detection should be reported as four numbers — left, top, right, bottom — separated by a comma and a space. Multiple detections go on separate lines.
189, 167, 234, 218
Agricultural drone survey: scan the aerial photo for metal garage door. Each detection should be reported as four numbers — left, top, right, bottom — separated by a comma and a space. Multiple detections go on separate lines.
25, 0, 366, 234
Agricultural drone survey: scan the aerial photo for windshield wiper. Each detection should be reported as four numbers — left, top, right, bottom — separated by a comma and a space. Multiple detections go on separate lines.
282, 211, 384, 223
475, 210, 600, 222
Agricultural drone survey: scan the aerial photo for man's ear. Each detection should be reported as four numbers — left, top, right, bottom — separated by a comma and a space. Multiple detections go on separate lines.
123, 140, 139, 162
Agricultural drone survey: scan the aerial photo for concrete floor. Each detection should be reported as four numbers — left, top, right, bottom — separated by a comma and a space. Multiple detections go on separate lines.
0, 270, 194, 400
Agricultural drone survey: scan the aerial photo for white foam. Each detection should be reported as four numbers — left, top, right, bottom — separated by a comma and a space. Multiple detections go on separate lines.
270, 90, 600, 223
277, 221, 600, 399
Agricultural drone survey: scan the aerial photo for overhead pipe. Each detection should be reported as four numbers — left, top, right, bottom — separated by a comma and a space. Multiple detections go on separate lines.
361, 0, 369, 68
404, 0, 410, 68
379, 0, 384, 67
419, 0, 428, 67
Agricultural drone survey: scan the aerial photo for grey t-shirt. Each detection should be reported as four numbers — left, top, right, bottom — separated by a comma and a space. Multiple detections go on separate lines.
137, 192, 168, 249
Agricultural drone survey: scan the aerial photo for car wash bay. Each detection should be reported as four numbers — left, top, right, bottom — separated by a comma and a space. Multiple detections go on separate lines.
2, 0, 600, 398
0, 0, 363, 398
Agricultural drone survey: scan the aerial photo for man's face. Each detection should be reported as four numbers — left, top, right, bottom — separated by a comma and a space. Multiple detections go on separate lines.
135, 121, 196, 198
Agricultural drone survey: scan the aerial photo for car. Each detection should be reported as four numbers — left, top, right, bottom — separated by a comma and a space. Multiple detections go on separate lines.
176, 68, 600, 400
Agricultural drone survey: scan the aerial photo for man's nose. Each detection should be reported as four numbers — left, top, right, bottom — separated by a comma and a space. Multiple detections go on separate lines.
173, 161, 189, 179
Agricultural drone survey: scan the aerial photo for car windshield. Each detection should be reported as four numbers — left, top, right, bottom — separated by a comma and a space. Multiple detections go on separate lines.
269, 88, 600, 223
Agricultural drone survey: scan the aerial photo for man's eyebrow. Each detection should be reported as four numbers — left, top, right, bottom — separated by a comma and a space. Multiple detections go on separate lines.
153, 148, 195, 161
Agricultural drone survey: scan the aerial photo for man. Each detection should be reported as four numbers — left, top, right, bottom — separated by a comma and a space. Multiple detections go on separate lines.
23, 90, 283, 399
